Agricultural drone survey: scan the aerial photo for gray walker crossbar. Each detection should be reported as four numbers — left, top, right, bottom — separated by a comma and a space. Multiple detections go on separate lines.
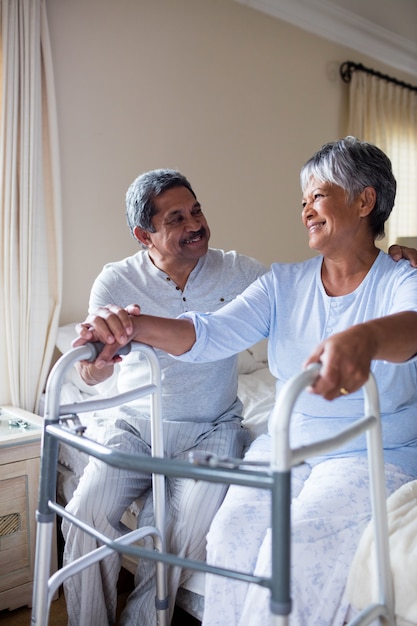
31, 342, 395, 626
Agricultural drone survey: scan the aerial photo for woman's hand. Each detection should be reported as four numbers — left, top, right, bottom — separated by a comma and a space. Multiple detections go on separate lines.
304, 325, 375, 400
305, 312, 417, 400
73, 304, 141, 382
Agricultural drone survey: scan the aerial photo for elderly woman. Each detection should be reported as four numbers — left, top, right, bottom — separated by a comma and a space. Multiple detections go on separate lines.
77, 137, 417, 625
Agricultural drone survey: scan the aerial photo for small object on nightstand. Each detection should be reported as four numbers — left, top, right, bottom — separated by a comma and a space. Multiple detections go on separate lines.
7, 418, 29, 428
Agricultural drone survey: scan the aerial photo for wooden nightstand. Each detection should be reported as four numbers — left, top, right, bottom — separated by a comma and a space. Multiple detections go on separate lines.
0, 406, 55, 611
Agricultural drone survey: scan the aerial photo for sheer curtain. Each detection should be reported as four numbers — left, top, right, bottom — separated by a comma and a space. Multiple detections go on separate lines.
346, 70, 417, 248
0, 0, 62, 412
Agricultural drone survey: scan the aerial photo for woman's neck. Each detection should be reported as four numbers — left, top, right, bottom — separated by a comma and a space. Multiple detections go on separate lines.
321, 248, 379, 297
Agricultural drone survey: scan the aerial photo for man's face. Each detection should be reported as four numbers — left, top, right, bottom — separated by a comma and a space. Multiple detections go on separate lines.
136, 186, 211, 267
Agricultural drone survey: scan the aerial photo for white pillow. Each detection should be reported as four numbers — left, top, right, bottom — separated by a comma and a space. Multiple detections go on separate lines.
56, 322, 78, 354
239, 367, 275, 438
249, 339, 268, 363
238, 349, 262, 374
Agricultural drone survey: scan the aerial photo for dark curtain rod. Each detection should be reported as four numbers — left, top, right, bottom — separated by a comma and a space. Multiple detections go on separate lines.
340, 60, 417, 93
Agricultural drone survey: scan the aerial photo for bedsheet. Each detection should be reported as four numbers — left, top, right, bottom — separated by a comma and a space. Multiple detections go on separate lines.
347, 479, 417, 626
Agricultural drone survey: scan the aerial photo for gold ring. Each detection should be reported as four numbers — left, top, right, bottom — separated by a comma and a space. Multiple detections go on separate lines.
339, 387, 349, 396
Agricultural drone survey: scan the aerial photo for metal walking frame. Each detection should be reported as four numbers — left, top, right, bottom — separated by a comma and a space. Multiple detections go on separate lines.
31, 342, 395, 626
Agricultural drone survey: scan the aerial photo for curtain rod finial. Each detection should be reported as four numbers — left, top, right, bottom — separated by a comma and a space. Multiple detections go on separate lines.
340, 61, 355, 83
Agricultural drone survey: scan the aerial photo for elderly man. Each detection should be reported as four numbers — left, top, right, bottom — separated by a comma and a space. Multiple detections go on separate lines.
62, 169, 266, 626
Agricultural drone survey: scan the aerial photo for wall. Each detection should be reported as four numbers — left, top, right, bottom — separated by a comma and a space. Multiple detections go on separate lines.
44, 0, 416, 324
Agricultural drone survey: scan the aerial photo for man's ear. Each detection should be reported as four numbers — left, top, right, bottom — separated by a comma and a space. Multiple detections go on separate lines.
359, 186, 377, 217
133, 226, 152, 247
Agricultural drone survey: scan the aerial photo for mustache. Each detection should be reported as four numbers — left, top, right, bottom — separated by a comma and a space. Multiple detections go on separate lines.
180, 227, 207, 244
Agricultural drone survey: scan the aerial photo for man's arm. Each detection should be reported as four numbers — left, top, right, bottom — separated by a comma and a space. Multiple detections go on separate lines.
305, 311, 417, 400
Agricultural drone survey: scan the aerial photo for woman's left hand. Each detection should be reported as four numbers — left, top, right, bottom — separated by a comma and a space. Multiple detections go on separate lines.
304, 326, 375, 400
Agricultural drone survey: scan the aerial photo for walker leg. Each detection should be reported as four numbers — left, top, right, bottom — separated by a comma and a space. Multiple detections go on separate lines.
31, 520, 54, 626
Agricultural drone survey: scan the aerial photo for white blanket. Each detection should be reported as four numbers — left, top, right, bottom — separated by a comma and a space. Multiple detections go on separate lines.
346, 479, 417, 626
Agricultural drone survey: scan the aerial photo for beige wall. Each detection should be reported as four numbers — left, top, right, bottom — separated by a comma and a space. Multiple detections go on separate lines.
44, 0, 415, 324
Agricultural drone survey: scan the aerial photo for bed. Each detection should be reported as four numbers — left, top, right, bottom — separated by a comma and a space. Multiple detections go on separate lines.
42, 324, 417, 625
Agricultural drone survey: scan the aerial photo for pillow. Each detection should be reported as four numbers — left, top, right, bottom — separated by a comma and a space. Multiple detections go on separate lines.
238, 349, 262, 374
238, 340, 268, 375
249, 338, 268, 363
56, 322, 78, 354
239, 367, 275, 438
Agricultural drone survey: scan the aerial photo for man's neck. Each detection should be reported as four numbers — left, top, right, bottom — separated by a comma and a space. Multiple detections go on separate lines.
148, 251, 201, 291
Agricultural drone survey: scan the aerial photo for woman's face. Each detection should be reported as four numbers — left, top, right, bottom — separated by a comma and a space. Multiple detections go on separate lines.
301, 177, 365, 254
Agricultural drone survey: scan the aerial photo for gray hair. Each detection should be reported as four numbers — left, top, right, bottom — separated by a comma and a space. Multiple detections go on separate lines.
300, 136, 397, 240
125, 169, 196, 236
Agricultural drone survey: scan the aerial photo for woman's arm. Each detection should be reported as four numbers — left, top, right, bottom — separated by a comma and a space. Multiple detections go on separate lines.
131, 313, 196, 355
305, 311, 417, 400
73, 304, 196, 379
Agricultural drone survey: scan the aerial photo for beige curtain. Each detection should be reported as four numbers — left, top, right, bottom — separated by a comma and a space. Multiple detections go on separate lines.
346, 71, 417, 248
0, 0, 62, 412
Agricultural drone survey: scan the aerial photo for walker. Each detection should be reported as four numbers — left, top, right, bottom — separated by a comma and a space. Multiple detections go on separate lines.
31, 342, 394, 625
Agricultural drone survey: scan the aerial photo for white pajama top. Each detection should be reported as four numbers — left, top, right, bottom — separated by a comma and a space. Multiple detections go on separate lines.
89, 247, 266, 422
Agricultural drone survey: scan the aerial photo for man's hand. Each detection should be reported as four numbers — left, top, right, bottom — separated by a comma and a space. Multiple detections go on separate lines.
389, 244, 417, 268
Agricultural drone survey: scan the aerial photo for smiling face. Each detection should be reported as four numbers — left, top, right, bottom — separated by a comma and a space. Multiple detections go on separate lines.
133, 185, 210, 272
301, 177, 371, 255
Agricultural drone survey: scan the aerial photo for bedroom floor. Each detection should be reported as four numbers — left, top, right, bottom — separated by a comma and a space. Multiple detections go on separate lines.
1, 521, 201, 626
0, 569, 201, 626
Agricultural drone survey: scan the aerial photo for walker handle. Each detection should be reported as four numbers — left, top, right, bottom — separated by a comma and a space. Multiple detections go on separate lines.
88, 341, 132, 360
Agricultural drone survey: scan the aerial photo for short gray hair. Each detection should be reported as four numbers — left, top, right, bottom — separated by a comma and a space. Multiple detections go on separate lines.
125, 169, 196, 236
300, 136, 397, 240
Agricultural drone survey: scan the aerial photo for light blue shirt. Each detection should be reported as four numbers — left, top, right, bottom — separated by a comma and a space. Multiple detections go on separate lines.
179, 251, 417, 476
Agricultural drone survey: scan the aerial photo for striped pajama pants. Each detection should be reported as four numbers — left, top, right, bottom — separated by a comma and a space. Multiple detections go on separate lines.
62, 410, 249, 626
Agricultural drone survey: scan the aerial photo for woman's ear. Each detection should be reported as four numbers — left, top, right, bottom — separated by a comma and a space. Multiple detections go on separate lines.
133, 226, 152, 247
359, 186, 377, 217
